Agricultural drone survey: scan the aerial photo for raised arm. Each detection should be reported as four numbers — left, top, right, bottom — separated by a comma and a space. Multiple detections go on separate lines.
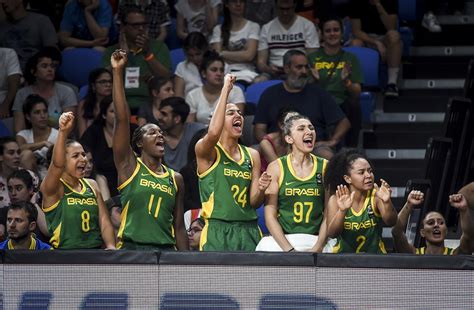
173, 172, 189, 250
40, 112, 74, 206
264, 161, 293, 251
374, 179, 397, 226
450, 194, 474, 255
326, 185, 354, 238
391, 190, 423, 254
89, 178, 116, 249
249, 148, 271, 208
110, 50, 136, 183
195, 74, 235, 174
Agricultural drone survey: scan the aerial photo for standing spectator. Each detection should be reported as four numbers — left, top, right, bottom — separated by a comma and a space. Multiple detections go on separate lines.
102, 6, 171, 112
254, 50, 350, 159
348, 0, 402, 98
256, 0, 319, 82
0, 202, 52, 250
157, 97, 205, 171
0, 0, 58, 70
16, 95, 59, 179
308, 17, 363, 146
0, 48, 22, 119
210, 0, 260, 85
12, 48, 78, 133
186, 52, 245, 125
59, 0, 115, 50
244, 0, 275, 26
175, 0, 221, 40
118, 0, 171, 41
77, 68, 113, 137
137, 76, 174, 126
174, 32, 209, 98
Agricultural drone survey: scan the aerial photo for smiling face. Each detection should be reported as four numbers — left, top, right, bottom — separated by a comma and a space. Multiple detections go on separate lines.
64, 142, 87, 179
322, 20, 343, 48
223, 104, 244, 138
344, 158, 374, 191
421, 212, 447, 245
285, 118, 316, 153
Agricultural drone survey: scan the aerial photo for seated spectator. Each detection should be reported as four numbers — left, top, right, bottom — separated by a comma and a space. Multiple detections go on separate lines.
7, 169, 48, 241
117, 0, 171, 41
254, 50, 350, 159
84, 148, 111, 201
255, 0, 319, 82
259, 108, 296, 172
348, 0, 401, 98
0, 48, 22, 119
308, 17, 363, 147
175, 0, 221, 40
0, 0, 58, 70
102, 5, 171, 113
174, 32, 209, 98
186, 51, 245, 125
16, 95, 59, 179
392, 191, 474, 255
12, 48, 78, 133
80, 96, 137, 197
58, 0, 115, 50
158, 97, 205, 171
41, 112, 115, 249
77, 68, 113, 137
325, 149, 397, 253
179, 127, 207, 212
210, 0, 260, 85
244, 0, 275, 26
187, 217, 205, 250
0, 202, 52, 250
137, 76, 174, 126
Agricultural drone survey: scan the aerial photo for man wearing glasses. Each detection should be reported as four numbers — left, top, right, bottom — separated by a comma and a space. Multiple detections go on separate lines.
255, 0, 319, 82
102, 6, 171, 113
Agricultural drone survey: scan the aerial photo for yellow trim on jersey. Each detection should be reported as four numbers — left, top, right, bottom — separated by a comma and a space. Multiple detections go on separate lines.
138, 157, 170, 179
83, 178, 96, 196
43, 200, 60, 213
416, 247, 454, 255
117, 161, 141, 191
170, 169, 178, 191
199, 218, 210, 251
217, 142, 246, 165
286, 153, 317, 182
332, 241, 341, 253
50, 223, 62, 248
8, 236, 37, 250
201, 192, 215, 219
322, 158, 328, 175
378, 239, 387, 254
61, 178, 87, 195
277, 158, 284, 189
198, 147, 221, 178
116, 201, 130, 245
351, 191, 371, 217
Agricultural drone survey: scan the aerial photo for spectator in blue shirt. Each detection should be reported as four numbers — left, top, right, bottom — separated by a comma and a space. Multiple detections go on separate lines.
59, 0, 115, 51
0, 201, 52, 250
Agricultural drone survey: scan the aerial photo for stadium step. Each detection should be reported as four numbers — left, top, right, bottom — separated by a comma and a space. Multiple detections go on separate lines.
360, 130, 436, 149
412, 21, 474, 46
383, 89, 463, 113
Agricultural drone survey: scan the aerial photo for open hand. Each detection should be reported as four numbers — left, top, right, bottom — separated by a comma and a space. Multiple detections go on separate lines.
374, 179, 392, 203
336, 184, 354, 211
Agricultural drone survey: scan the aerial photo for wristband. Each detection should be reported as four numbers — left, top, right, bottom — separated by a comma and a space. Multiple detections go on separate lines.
144, 53, 155, 62
288, 248, 295, 252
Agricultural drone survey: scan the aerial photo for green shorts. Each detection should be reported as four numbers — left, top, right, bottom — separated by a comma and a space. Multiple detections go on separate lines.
200, 218, 262, 252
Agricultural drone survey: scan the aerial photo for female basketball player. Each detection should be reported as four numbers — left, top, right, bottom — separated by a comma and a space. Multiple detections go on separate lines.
41, 112, 115, 249
195, 73, 271, 251
325, 149, 397, 253
110, 50, 188, 250
260, 113, 329, 252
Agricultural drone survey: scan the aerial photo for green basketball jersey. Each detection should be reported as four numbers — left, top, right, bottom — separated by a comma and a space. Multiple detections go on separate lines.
199, 143, 257, 222
277, 154, 327, 235
44, 178, 102, 249
415, 247, 455, 255
117, 158, 177, 248
333, 189, 387, 254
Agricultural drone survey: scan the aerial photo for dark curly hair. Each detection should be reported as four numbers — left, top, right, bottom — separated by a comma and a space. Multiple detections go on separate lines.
323, 149, 372, 195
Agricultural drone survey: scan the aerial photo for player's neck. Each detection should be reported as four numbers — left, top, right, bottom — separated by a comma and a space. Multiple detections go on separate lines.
425, 242, 446, 254
141, 155, 164, 174
219, 137, 240, 156
289, 151, 311, 167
